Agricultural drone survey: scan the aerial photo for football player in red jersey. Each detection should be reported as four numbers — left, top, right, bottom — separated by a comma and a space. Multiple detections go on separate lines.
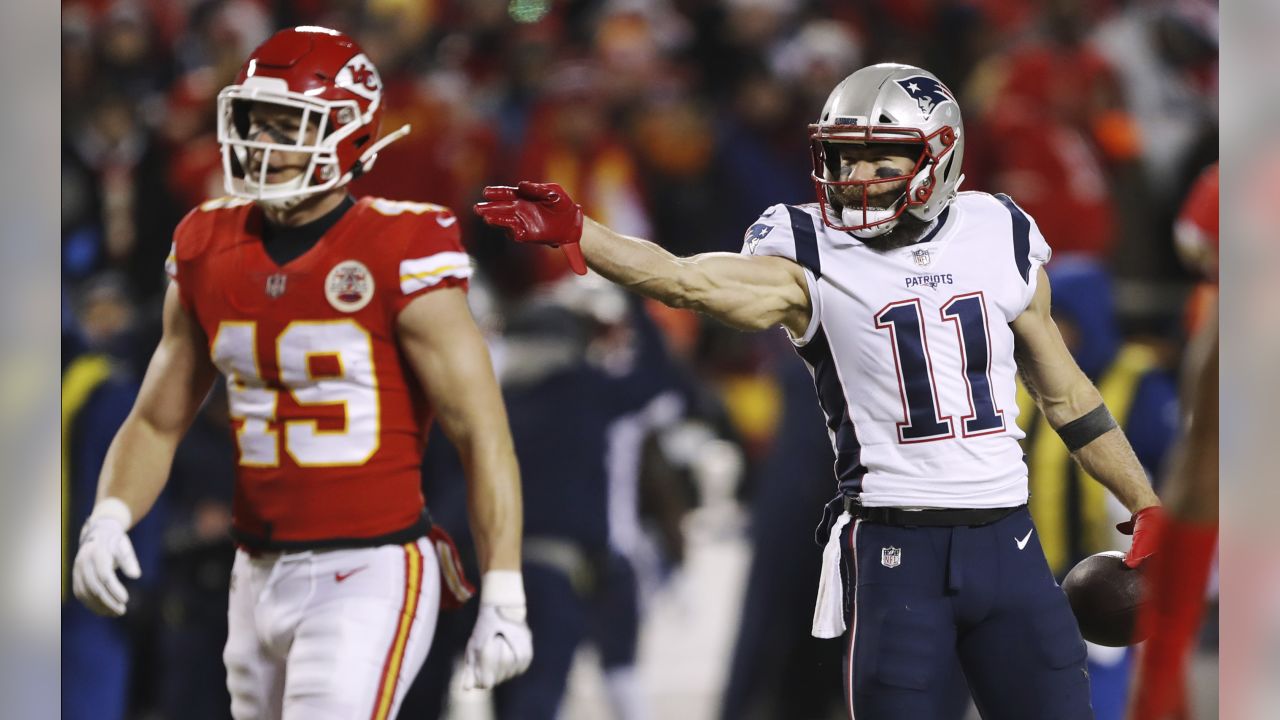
1127, 163, 1220, 720
71, 26, 533, 719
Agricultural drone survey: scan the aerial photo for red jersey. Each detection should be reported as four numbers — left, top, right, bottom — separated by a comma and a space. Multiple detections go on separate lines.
1175, 162, 1219, 280
166, 196, 472, 549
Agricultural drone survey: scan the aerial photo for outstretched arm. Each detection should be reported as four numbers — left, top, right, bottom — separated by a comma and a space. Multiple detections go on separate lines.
476, 182, 813, 337
1012, 268, 1161, 562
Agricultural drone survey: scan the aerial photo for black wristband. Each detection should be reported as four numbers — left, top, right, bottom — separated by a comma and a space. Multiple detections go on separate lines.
1055, 403, 1118, 452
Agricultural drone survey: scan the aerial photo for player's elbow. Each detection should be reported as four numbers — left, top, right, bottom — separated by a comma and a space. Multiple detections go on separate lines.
1044, 381, 1105, 430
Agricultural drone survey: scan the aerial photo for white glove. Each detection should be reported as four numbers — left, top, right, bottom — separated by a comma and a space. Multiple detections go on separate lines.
463, 571, 533, 689
72, 498, 141, 617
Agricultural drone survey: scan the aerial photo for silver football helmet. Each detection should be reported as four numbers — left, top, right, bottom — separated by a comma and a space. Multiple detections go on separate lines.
809, 63, 965, 238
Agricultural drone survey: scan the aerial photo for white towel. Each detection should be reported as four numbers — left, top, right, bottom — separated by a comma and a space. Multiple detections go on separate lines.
811, 511, 852, 638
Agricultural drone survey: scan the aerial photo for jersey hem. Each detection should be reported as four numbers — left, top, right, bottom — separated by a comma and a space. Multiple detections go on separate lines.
231, 512, 432, 553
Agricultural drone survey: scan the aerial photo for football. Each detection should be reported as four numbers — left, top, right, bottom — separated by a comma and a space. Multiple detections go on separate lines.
1061, 550, 1149, 647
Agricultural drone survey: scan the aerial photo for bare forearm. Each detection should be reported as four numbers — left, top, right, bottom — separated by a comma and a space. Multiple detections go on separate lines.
1025, 369, 1160, 513
459, 434, 523, 574
579, 218, 698, 309
578, 218, 808, 332
1071, 427, 1161, 513
96, 414, 183, 527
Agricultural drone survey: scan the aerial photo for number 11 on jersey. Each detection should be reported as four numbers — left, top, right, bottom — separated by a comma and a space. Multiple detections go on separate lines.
875, 291, 1005, 444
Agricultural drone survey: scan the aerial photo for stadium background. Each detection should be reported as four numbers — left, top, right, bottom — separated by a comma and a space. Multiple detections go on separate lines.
60, 0, 1219, 718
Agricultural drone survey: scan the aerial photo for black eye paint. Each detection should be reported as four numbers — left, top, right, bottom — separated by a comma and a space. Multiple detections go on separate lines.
875, 167, 906, 179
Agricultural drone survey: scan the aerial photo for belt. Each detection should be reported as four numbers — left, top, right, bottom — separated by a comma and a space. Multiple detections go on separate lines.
846, 497, 1023, 527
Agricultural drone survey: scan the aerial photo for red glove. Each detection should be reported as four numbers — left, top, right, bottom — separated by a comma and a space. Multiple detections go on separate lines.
1116, 505, 1166, 569
474, 181, 587, 275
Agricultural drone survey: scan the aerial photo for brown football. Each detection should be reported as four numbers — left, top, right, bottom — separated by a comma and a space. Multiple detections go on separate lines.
1061, 550, 1149, 647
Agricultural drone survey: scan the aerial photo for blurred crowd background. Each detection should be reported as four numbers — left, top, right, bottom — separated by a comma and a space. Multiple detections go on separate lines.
60, 0, 1220, 719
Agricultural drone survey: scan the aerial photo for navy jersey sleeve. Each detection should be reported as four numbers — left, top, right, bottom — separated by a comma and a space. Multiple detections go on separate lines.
994, 194, 1052, 313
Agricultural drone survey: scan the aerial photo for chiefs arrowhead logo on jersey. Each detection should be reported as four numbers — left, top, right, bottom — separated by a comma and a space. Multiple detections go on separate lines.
895, 76, 954, 119
325, 260, 375, 312
335, 53, 382, 103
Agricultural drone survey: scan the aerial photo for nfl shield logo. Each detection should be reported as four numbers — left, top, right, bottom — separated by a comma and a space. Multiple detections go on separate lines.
912, 248, 932, 267
881, 546, 902, 568
265, 273, 287, 298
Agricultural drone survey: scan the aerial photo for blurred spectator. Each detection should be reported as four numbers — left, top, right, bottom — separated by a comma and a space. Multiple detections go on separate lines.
489, 280, 694, 720
1091, 0, 1217, 286
155, 385, 237, 720
63, 89, 182, 307
94, 1, 175, 105
965, 0, 1135, 259
404, 275, 715, 720
61, 274, 167, 720
172, 0, 272, 80
162, 69, 225, 212
708, 62, 811, 254
1092, 0, 1217, 206
516, 60, 652, 241
348, 1, 506, 210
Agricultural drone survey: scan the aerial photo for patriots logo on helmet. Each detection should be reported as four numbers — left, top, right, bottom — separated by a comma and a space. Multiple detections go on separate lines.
745, 223, 774, 253
895, 76, 954, 118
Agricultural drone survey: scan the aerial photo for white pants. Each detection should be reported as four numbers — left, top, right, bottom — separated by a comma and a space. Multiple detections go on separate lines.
223, 538, 440, 720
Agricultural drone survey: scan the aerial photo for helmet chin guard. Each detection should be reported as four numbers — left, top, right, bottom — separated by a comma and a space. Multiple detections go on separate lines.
809, 63, 966, 235
216, 26, 410, 208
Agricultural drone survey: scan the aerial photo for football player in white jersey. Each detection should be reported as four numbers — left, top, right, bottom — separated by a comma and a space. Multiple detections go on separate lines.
476, 63, 1164, 719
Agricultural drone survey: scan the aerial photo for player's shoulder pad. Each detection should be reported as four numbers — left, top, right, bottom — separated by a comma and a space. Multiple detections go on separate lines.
742, 203, 823, 278
964, 191, 1052, 285
173, 196, 255, 260
357, 197, 461, 244
356, 197, 473, 296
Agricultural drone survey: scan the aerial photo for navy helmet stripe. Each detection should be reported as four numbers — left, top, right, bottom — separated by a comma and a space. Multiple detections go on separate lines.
796, 329, 866, 495
786, 206, 822, 279
995, 194, 1032, 284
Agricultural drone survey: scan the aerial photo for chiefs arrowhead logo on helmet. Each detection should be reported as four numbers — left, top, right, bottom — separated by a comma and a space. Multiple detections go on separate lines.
336, 54, 382, 103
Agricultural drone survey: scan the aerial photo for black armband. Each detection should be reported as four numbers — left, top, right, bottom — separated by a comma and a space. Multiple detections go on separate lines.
1055, 403, 1119, 452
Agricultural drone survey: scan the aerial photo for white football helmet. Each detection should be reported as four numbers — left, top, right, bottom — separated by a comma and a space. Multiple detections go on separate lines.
809, 63, 965, 238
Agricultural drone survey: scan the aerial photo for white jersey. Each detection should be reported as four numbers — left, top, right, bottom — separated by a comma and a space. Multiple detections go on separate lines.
743, 192, 1052, 508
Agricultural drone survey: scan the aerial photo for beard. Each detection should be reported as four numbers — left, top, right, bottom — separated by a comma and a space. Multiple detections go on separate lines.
830, 182, 905, 211
858, 212, 931, 251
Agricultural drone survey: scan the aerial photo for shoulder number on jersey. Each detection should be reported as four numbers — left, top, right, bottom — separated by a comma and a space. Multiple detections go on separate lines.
211, 320, 380, 467
875, 291, 1006, 444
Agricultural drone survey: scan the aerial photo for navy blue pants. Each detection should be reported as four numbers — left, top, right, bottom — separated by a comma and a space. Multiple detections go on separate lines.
842, 508, 1093, 719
